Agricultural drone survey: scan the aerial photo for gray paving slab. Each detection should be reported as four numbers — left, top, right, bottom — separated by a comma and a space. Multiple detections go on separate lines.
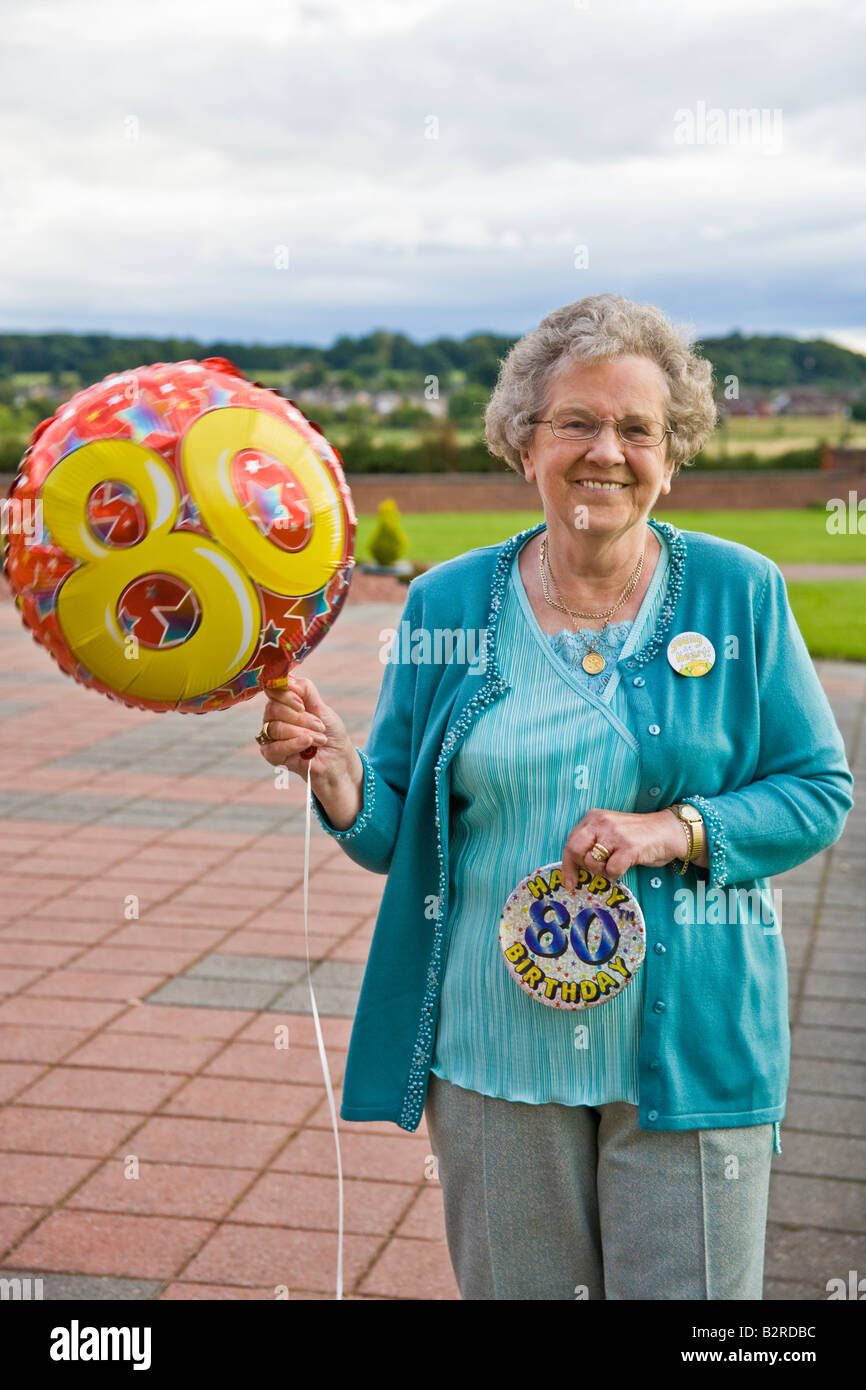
185, 801, 297, 825
99, 802, 215, 828
772, 1132, 866, 1180
785, 1059, 866, 1098
184, 953, 309, 985
768, 1175, 866, 1234
800, 999, 866, 1029
269, 983, 362, 1015
784, 1092, 865, 1137
146, 977, 284, 1011
764, 1225, 866, 1288
144, 949, 364, 1018
0, 1270, 162, 1300
792, 1024, 866, 1062
0, 793, 129, 822
0, 668, 59, 684
303, 960, 367, 989
763, 1278, 827, 1300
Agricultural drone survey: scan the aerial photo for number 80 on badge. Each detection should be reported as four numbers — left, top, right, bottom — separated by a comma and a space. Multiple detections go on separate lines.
498, 862, 646, 1009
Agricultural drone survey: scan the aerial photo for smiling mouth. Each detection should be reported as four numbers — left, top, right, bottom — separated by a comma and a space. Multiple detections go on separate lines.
573, 479, 630, 490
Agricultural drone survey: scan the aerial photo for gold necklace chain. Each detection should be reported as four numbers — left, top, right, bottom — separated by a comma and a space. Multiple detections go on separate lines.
539, 535, 645, 622
538, 535, 645, 675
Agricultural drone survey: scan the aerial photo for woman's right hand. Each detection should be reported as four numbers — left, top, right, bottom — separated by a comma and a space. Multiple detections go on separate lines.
258, 674, 350, 778
257, 675, 365, 829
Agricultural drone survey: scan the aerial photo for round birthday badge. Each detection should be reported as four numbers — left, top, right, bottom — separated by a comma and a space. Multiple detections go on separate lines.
667, 630, 715, 678
499, 862, 646, 1010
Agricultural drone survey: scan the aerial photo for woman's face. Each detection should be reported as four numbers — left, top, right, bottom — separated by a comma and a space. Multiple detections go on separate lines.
519, 354, 676, 537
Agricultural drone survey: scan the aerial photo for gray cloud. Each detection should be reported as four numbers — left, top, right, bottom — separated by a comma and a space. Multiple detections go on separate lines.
0, 0, 863, 346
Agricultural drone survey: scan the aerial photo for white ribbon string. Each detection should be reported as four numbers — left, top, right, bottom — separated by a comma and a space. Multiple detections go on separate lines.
303, 764, 344, 1300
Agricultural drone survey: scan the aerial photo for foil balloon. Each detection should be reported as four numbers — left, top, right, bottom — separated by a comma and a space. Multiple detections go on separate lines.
2, 358, 355, 712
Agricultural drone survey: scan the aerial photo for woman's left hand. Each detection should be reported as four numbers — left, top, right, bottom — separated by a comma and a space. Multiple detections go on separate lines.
561, 809, 690, 887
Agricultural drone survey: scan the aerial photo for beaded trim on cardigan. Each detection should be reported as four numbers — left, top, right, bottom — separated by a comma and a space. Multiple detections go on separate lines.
678, 793, 730, 888
311, 747, 377, 841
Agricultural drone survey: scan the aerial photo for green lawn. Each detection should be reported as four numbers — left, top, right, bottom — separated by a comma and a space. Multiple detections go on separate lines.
354, 509, 866, 661
785, 582, 866, 661
355, 508, 866, 566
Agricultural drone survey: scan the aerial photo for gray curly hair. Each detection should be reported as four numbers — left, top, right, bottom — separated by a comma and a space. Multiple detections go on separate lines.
484, 293, 718, 475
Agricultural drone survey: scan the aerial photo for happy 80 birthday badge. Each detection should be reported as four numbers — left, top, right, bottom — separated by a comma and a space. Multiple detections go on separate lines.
499, 862, 646, 1009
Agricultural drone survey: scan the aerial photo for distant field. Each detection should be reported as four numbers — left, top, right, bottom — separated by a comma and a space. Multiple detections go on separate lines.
330, 414, 866, 457
354, 508, 866, 566
5, 373, 864, 458
703, 414, 865, 458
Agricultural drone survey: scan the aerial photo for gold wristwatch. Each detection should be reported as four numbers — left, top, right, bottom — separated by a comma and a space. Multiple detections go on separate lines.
670, 803, 705, 876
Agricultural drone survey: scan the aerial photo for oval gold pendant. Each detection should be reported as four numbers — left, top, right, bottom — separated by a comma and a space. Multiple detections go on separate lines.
582, 652, 605, 674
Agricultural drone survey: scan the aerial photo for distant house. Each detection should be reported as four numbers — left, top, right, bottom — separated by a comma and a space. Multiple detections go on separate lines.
716, 392, 776, 418
775, 387, 858, 416
12, 383, 62, 408
408, 392, 447, 418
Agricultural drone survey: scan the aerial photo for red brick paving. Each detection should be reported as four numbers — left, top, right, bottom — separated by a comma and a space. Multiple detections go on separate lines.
0, 586, 459, 1300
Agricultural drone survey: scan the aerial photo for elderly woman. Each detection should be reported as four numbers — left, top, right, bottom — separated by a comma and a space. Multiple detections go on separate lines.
257, 294, 853, 1301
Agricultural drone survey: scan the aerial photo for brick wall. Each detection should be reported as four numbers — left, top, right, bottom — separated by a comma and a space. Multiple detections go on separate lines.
344, 463, 866, 514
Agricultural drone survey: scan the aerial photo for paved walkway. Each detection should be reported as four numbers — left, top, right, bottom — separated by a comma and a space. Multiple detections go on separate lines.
0, 582, 863, 1301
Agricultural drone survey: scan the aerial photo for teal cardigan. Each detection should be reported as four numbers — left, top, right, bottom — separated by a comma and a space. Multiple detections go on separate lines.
313, 518, 854, 1135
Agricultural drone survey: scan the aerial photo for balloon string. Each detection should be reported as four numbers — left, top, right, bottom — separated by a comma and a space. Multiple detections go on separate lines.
303, 764, 344, 1300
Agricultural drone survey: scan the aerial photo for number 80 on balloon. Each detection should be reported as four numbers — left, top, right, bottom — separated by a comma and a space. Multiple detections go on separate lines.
3, 359, 356, 713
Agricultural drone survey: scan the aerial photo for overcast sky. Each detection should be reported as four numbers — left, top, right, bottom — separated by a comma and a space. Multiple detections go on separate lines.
2, 0, 865, 351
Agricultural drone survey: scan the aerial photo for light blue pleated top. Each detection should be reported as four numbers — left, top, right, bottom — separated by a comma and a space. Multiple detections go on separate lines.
430, 526, 671, 1105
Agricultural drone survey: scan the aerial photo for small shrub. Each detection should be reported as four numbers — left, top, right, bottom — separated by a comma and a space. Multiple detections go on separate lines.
368, 498, 409, 565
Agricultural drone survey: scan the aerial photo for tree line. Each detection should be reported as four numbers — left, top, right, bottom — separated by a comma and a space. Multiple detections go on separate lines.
1, 327, 864, 393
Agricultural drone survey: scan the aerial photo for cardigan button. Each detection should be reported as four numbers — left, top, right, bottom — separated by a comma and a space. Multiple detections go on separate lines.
654, 942, 666, 954
653, 999, 666, 1014
648, 785, 661, 797
648, 724, 660, 735
632, 676, 645, 687
647, 1110, 659, 1122
650, 876, 662, 888
648, 1058, 661, 1072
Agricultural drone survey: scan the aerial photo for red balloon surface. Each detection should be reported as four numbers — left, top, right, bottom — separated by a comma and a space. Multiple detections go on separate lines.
2, 358, 356, 713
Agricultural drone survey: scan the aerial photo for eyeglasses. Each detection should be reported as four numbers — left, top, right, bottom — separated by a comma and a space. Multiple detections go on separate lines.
530, 410, 672, 447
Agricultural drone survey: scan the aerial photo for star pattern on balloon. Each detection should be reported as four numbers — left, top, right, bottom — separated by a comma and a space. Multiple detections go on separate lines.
34, 592, 58, 621
150, 594, 200, 646
280, 595, 314, 636
175, 492, 202, 528
251, 482, 290, 533
8, 357, 355, 713
117, 399, 169, 441
58, 428, 86, 460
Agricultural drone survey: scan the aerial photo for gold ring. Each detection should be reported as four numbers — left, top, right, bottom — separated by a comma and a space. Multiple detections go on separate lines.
255, 721, 275, 746
590, 843, 611, 862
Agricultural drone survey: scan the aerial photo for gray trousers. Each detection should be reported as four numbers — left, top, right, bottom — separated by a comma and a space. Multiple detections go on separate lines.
424, 1072, 775, 1300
